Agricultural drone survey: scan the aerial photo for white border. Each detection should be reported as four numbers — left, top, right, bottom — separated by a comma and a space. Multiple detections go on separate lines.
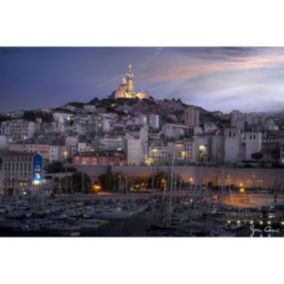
0, 238, 283, 284
1, 0, 284, 46
1, 1, 284, 284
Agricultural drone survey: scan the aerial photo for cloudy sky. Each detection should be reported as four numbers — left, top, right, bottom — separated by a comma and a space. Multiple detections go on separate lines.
1, 47, 284, 113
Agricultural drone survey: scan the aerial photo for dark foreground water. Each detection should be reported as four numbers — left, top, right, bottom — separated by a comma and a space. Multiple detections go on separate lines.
1, 192, 284, 237
1, 213, 281, 237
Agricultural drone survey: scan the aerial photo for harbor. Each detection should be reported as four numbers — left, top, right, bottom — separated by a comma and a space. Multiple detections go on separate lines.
0, 190, 284, 237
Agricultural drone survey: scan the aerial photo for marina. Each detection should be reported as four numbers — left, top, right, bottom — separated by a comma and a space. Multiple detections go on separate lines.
0, 190, 284, 237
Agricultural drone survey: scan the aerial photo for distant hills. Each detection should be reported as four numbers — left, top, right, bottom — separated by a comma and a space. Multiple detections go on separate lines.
271, 110, 284, 121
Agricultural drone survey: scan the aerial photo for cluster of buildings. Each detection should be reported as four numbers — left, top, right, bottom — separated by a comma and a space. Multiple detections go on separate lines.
1, 65, 284, 194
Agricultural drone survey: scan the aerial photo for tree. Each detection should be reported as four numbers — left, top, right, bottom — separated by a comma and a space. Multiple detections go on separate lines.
131, 176, 148, 191
23, 111, 53, 122
89, 97, 100, 105
53, 177, 61, 194
111, 173, 126, 192
68, 102, 85, 108
72, 172, 91, 193
251, 152, 263, 161
0, 114, 11, 123
243, 163, 253, 168
98, 166, 114, 191
47, 161, 65, 173
46, 161, 76, 173
271, 147, 280, 160
148, 170, 168, 190
259, 161, 267, 168
98, 174, 109, 191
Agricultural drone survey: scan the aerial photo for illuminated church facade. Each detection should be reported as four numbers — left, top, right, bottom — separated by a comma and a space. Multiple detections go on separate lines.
114, 65, 150, 100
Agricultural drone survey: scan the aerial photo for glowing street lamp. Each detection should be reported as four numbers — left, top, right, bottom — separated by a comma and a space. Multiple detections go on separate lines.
150, 148, 159, 190
145, 157, 154, 166
180, 150, 186, 160
240, 187, 245, 193
198, 145, 207, 152
63, 150, 68, 159
151, 148, 159, 156
198, 145, 207, 159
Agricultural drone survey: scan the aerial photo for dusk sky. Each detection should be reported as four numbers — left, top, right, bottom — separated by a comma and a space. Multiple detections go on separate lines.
1, 47, 284, 113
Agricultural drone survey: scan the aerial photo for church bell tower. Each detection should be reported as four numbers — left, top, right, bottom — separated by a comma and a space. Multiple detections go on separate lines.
126, 64, 134, 94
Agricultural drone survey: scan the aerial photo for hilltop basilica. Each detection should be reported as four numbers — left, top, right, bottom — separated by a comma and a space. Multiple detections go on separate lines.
114, 65, 150, 100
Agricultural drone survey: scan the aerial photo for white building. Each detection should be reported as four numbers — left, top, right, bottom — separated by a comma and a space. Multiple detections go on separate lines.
7, 110, 24, 119
127, 138, 144, 165
126, 126, 148, 165
149, 139, 197, 164
162, 123, 189, 139
83, 104, 96, 113
173, 139, 198, 162
264, 118, 279, 131
9, 143, 65, 162
1, 119, 36, 139
148, 114, 160, 129
149, 144, 171, 162
95, 137, 125, 151
103, 118, 111, 133
65, 136, 79, 156
149, 130, 161, 140
52, 120, 65, 133
204, 122, 218, 133
0, 136, 8, 150
78, 142, 90, 153
224, 128, 242, 163
193, 126, 203, 136
243, 132, 262, 160
73, 121, 87, 135
211, 135, 225, 163
52, 111, 73, 123
139, 114, 148, 126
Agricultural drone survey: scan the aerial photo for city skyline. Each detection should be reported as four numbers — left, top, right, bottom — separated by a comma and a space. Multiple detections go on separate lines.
1, 48, 284, 238
1, 47, 284, 113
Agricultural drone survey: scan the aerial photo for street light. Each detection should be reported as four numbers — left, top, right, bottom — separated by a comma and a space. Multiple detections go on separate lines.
125, 175, 129, 207
150, 148, 159, 191
198, 145, 207, 191
63, 150, 68, 160
63, 150, 68, 194
198, 145, 207, 162
180, 150, 186, 160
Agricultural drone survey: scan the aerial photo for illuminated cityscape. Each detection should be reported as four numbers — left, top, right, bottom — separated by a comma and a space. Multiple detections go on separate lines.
1, 48, 284, 236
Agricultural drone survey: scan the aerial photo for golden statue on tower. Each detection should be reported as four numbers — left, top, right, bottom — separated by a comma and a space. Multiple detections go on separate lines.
114, 65, 150, 100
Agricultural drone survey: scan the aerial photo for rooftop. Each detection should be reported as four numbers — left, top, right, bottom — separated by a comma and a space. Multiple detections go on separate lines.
0, 150, 36, 157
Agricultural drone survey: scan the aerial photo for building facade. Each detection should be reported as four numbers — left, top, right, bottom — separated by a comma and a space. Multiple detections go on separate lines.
184, 106, 200, 127
243, 132, 262, 160
1, 119, 36, 139
224, 128, 242, 163
0, 151, 42, 195
9, 143, 65, 162
127, 138, 144, 165
73, 151, 126, 166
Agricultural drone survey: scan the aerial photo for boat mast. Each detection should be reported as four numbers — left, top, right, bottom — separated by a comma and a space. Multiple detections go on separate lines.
169, 146, 176, 219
